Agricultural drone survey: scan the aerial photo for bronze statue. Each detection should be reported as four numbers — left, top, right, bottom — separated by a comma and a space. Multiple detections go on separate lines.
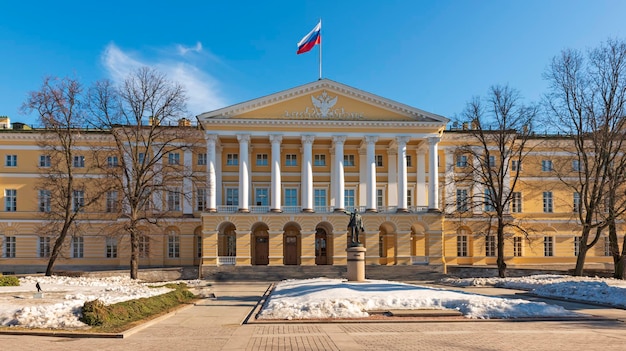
344, 209, 364, 246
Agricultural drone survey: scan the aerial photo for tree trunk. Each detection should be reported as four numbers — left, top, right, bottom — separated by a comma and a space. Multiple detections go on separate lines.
45, 222, 71, 276
130, 231, 139, 279
497, 221, 507, 278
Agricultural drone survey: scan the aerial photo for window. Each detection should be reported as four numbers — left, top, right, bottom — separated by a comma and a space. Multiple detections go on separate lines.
71, 236, 84, 258
487, 155, 496, 168
314, 154, 326, 166
511, 192, 522, 213
344, 189, 355, 209
375, 155, 383, 167
168, 152, 180, 165
138, 152, 145, 165
456, 189, 468, 212
484, 189, 494, 212
456, 155, 467, 167
285, 154, 297, 166
225, 188, 239, 206
168, 233, 180, 258
4, 236, 16, 258
314, 188, 327, 210
197, 153, 207, 166
256, 153, 268, 166
512, 160, 522, 172
255, 187, 269, 206
36, 190, 50, 213
574, 236, 581, 256
107, 156, 118, 167
406, 155, 412, 167
543, 191, 553, 213
106, 237, 117, 258
106, 191, 118, 213
5, 155, 16, 167
167, 190, 181, 211
196, 188, 206, 211
5, 189, 16, 212
73, 155, 85, 168
604, 237, 611, 256
285, 188, 298, 207
572, 159, 581, 172
139, 235, 150, 258
544, 236, 554, 257
38, 237, 51, 258
344, 154, 355, 166
377, 188, 384, 208
457, 233, 468, 257
573, 192, 581, 213
226, 153, 238, 166
39, 155, 51, 168
513, 237, 522, 257
541, 160, 553, 172
485, 235, 496, 257
73, 190, 84, 212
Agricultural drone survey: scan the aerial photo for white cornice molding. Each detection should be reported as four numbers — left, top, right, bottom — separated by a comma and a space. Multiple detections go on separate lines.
201, 118, 444, 129
198, 79, 449, 124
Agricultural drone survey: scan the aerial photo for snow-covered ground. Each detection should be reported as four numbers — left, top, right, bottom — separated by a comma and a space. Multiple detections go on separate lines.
0, 275, 184, 329
258, 275, 626, 320
1, 274, 625, 328
441, 274, 626, 309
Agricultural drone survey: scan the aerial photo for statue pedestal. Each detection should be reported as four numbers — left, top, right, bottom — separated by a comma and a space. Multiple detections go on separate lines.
346, 246, 366, 282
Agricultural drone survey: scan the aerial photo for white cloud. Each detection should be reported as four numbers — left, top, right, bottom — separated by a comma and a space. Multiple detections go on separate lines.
101, 42, 226, 116
177, 42, 203, 55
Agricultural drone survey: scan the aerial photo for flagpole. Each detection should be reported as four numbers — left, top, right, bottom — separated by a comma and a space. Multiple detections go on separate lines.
319, 18, 322, 80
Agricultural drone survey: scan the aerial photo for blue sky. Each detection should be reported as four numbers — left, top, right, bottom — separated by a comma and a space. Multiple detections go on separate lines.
2, 0, 626, 126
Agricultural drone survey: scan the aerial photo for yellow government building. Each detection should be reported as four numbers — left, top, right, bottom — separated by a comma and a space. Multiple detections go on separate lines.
0, 79, 618, 274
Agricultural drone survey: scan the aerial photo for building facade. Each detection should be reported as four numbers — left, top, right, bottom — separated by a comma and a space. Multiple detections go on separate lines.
0, 80, 620, 274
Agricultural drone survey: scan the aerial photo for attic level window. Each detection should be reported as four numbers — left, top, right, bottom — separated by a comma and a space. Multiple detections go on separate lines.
5, 155, 17, 167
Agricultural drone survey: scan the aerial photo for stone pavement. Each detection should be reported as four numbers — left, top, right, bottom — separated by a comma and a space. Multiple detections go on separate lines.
1, 281, 626, 351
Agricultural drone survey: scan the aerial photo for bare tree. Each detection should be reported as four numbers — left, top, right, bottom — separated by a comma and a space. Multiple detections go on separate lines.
22, 76, 111, 275
544, 39, 626, 276
88, 67, 202, 279
453, 85, 537, 277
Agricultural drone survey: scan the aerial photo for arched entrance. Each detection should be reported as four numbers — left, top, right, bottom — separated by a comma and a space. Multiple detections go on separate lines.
283, 223, 300, 265
315, 222, 333, 265
379, 222, 397, 265
252, 223, 269, 265
218, 222, 237, 258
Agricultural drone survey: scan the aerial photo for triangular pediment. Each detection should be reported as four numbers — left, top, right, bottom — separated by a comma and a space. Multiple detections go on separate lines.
197, 79, 448, 124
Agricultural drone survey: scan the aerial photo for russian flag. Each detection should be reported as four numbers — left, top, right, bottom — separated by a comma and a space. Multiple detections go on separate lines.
297, 21, 321, 55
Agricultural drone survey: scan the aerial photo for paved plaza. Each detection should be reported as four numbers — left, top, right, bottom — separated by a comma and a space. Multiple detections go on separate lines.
1, 281, 625, 351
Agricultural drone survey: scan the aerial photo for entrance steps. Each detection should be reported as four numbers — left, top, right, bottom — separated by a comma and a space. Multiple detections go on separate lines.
201, 265, 444, 282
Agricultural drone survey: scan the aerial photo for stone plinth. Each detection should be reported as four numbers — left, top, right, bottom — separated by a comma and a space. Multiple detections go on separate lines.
346, 246, 367, 281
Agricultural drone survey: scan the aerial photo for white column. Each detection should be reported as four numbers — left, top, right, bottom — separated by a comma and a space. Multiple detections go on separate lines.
301, 135, 315, 212
237, 134, 250, 212
270, 134, 282, 212
397, 136, 410, 212
388, 147, 397, 208
416, 148, 427, 207
333, 135, 346, 212
206, 134, 218, 212
358, 148, 367, 208
216, 145, 223, 207
183, 149, 193, 215
428, 136, 440, 211
365, 135, 378, 212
